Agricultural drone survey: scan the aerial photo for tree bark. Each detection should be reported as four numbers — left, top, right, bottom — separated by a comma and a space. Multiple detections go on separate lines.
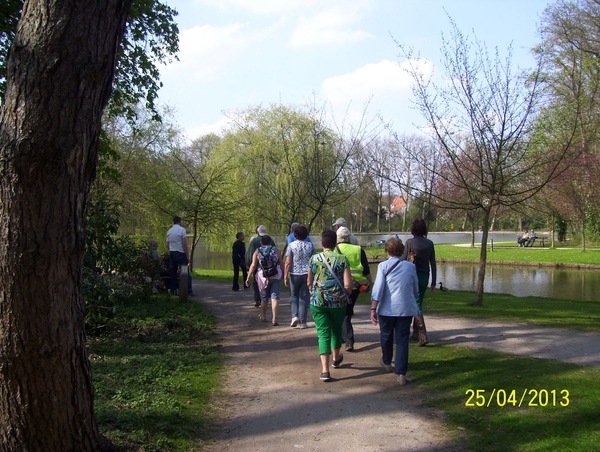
474, 207, 492, 306
0, 1, 132, 450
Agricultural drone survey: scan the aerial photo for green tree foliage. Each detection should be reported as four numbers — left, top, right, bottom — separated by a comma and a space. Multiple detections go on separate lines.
0, 0, 179, 119
99, 108, 239, 266
83, 194, 148, 333
111, 0, 179, 120
220, 103, 375, 237
0, 0, 21, 97
536, 0, 600, 247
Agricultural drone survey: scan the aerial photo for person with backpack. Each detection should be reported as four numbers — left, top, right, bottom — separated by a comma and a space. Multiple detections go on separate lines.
246, 225, 267, 307
246, 235, 283, 326
307, 229, 353, 382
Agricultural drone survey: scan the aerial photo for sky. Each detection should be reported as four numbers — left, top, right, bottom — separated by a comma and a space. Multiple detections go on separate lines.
158, 0, 553, 142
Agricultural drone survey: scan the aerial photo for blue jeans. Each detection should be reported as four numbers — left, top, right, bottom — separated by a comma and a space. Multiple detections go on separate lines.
379, 315, 412, 376
169, 251, 193, 294
260, 278, 282, 301
289, 274, 310, 324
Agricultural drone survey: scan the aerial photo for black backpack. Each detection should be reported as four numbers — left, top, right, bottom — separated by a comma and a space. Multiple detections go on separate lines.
258, 246, 278, 277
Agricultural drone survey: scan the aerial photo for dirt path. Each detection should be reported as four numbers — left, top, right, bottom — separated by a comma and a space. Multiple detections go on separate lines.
192, 280, 600, 452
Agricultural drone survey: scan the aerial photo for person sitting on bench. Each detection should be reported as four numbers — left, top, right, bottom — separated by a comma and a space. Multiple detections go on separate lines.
517, 230, 529, 247
524, 230, 537, 247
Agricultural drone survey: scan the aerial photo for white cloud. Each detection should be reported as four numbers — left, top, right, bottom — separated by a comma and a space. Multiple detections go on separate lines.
160, 23, 253, 82
185, 116, 234, 141
193, 0, 322, 15
193, 0, 372, 47
320, 59, 435, 129
321, 60, 410, 103
289, 1, 373, 48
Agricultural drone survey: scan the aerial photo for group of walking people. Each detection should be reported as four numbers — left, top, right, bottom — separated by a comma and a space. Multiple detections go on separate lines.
232, 218, 436, 385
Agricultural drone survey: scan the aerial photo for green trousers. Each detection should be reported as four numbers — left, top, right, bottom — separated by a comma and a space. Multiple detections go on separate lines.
416, 271, 429, 315
310, 305, 347, 355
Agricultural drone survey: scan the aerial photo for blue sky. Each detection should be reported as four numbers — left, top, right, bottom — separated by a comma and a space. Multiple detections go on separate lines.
158, 0, 552, 141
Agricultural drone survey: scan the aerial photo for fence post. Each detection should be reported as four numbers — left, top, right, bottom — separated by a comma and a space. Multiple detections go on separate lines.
179, 265, 189, 302
490, 238, 494, 252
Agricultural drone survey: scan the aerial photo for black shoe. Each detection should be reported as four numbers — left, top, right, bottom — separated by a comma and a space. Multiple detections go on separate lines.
345, 345, 354, 352
320, 372, 331, 382
332, 353, 344, 368
254, 301, 261, 308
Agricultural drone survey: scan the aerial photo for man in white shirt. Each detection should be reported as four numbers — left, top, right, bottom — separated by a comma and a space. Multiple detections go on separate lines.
166, 216, 194, 295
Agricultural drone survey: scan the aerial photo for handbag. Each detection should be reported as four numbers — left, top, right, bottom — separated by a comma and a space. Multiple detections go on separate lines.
407, 239, 417, 264
320, 252, 351, 305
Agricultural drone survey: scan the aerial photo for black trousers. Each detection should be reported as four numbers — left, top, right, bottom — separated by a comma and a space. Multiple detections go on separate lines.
232, 261, 248, 290
342, 288, 360, 348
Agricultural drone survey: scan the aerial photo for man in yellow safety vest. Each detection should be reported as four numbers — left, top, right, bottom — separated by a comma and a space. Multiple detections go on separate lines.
335, 227, 372, 351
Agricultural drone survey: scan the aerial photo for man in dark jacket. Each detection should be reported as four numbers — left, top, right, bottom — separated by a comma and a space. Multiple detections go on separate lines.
232, 232, 247, 291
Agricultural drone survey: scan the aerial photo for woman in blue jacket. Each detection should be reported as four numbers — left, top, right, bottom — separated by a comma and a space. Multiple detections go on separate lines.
371, 238, 420, 386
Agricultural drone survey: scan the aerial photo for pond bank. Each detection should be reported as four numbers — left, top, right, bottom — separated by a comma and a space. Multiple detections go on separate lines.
366, 255, 600, 271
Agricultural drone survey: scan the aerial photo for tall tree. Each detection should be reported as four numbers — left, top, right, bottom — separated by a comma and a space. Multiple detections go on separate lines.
397, 18, 578, 305
537, 0, 600, 248
222, 103, 375, 235
0, 1, 132, 450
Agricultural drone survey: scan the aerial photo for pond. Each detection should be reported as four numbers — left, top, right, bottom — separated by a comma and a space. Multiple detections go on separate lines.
437, 263, 600, 302
192, 232, 599, 302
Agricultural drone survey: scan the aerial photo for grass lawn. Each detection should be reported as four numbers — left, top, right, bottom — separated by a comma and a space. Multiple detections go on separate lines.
365, 243, 600, 266
424, 289, 600, 333
89, 295, 221, 451
409, 343, 600, 451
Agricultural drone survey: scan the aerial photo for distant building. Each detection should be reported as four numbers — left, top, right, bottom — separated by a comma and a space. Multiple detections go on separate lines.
390, 196, 407, 215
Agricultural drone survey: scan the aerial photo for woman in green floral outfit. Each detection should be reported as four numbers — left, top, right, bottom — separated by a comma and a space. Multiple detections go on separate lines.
307, 229, 353, 382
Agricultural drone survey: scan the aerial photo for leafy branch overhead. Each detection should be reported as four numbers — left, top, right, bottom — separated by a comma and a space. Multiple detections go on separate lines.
0, 0, 179, 120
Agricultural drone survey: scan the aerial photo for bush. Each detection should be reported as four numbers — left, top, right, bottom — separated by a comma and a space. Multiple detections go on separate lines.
83, 195, 156, 333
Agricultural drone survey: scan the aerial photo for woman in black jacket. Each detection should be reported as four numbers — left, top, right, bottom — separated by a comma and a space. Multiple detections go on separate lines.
402, 218, 436, 346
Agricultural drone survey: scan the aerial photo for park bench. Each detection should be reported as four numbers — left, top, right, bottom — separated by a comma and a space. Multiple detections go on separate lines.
536, 235, 550, 246
523, 235, 550, 247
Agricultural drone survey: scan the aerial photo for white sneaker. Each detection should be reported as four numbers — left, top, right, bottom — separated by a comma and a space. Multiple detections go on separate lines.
380, 357, 393, 373
290, 317, 299, 327
397, 374, 407, 386
299, 323, 308, 329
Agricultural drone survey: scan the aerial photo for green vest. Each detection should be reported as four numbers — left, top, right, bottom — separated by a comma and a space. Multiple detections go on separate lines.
336, 242, 365, 282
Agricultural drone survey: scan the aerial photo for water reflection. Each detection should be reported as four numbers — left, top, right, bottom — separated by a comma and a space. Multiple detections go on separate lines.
437, 264, 600, 302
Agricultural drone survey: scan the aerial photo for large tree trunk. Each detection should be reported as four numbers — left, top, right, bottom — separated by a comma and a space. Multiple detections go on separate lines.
0, 1, 132, 451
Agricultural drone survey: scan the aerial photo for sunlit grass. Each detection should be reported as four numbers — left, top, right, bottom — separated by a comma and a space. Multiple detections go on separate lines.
364, 243, 600, 266
409, 344, 600, 451
424, 289, 600, 333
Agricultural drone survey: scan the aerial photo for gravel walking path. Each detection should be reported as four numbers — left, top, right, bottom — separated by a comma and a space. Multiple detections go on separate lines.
192, 280, 600, 452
